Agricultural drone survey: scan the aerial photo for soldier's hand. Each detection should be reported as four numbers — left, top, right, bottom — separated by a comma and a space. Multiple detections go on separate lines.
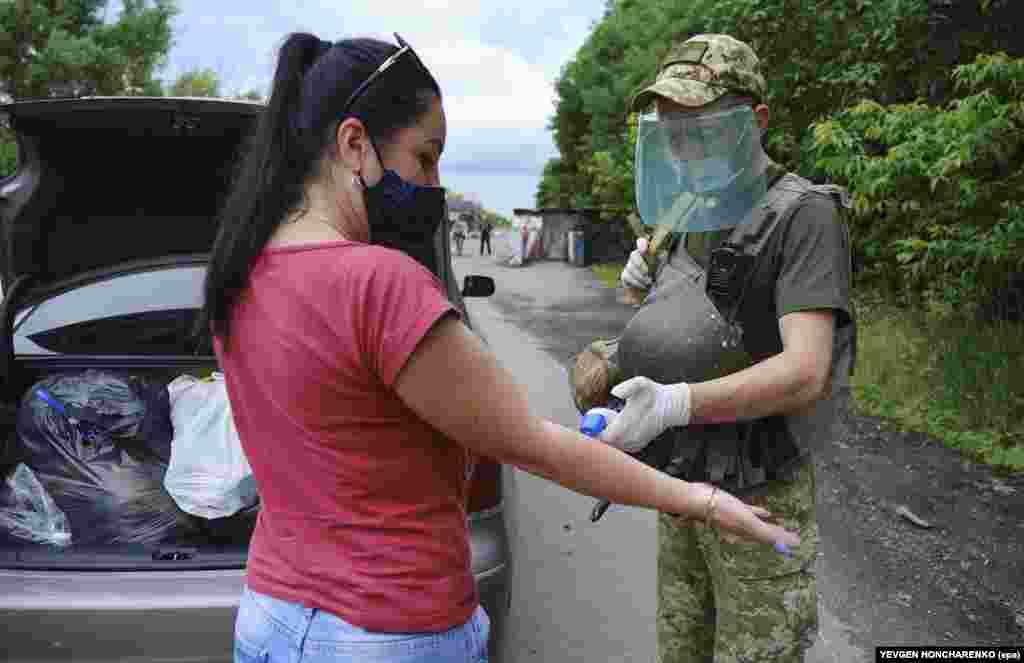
597, 376, 691, 453
621, 237, 653, 290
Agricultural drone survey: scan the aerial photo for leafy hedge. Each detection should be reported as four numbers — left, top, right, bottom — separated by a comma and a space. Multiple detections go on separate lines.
808, 53, 1024, 312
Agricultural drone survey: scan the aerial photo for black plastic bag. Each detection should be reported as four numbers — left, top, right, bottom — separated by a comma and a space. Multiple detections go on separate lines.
0, 402, 25, 477
131, 377, 174, 464
201, 500, 260, 545
16, 371, 203, 546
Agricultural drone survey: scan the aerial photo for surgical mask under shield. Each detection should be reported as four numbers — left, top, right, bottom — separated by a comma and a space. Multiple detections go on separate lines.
634, 105, 767, 233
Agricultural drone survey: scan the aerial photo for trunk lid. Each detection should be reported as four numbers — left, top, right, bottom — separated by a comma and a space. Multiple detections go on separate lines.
0, 97, 262, 292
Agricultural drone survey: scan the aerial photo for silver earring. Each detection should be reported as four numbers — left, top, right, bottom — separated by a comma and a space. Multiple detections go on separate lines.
352, 174, 362, 190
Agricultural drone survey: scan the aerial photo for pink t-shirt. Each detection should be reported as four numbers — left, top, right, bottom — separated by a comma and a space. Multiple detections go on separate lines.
213, 240, 477, 633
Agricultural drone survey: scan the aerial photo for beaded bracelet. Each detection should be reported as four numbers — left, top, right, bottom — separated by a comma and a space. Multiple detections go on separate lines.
704, 486, 719, 528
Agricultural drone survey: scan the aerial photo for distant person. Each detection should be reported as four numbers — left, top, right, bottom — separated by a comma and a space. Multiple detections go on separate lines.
479, 221, 492, 256
199, 31, 799, 663
452, 216, 468, 256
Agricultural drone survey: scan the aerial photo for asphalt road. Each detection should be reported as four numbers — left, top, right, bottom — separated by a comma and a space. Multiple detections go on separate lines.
452, 242, 866, 663
455, 248, 658, 663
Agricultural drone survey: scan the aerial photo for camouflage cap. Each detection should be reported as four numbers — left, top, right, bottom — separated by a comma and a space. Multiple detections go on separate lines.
630, 34, 766, 112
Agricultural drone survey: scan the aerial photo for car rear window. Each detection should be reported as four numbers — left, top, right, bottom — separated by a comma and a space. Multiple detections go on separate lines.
26, 308, 200, 355
14, 265, 208, 356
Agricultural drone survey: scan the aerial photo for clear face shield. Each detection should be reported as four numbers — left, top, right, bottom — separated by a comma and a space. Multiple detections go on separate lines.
634, 105, 767, 233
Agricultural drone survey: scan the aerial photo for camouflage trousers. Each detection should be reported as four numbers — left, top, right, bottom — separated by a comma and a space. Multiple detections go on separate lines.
657, 460, 819, 663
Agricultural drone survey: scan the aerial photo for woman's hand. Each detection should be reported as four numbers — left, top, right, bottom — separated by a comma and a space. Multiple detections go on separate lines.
685, 483, 800, 553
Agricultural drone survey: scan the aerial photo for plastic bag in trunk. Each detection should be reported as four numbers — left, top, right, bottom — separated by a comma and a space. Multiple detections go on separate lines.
1, 402, 26, 478
164, 373, 257, 520
202, 500, 259, 544
15, 371, 204, 546
0, 463, 72, 547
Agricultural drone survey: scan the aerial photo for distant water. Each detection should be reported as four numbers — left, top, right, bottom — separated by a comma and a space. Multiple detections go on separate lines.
442, 168, 541, 219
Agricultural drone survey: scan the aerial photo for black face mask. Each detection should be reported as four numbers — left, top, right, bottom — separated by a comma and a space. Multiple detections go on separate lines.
360, 149, 446, 278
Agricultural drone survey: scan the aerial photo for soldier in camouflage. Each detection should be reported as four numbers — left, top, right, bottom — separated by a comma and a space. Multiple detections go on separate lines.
599, 34, 857, 662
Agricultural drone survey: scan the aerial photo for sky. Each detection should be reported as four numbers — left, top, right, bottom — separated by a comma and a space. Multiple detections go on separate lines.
145, 1, 609, 217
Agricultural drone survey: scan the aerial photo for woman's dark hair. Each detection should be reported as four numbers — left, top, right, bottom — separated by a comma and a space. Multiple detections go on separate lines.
197, 33, 441, 349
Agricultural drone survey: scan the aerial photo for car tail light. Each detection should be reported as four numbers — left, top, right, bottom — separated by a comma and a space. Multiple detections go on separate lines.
467, 459, 502, 514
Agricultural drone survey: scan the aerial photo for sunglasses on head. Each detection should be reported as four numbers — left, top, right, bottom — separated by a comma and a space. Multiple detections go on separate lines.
341, 33, 429, 116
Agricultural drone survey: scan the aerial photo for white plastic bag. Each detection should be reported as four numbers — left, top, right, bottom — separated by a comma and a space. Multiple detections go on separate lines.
0, 463, 72, 547
163, 373, 257, 520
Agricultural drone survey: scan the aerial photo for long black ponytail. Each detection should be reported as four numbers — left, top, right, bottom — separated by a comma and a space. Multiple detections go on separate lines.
197, 32, 441, 350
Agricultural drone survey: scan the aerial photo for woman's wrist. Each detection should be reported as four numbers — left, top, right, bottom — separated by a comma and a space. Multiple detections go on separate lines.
674, 481, 714, 521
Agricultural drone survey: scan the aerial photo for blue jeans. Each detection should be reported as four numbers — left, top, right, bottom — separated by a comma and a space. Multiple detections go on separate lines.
234, 586, 490, 663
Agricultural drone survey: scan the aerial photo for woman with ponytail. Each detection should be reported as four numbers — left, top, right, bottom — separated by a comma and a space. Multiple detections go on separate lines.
201, 32, 799, 663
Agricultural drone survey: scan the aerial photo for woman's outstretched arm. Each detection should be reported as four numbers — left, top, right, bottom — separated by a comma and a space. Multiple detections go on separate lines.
393, 315, 799, 549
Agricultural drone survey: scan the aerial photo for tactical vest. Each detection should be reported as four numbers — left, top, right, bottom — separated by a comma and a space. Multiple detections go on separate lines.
617, 172, 851, 492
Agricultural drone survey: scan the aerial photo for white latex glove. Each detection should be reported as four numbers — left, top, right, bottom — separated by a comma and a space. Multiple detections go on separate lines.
621, 237, 653, 290
597, 376, 692, 453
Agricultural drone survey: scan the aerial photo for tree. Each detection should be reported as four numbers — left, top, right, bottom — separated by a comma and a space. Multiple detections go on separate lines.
0, 0, 178, 99
481, 209, 511, 228
236, 89, 263, 102
539, 0, 705, 215
808, 52, 1024, 312
446, 189, 509, 229
168, 67, 220, 98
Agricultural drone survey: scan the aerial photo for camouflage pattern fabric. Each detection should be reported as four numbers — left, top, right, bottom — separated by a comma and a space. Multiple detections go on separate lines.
632, 34, 767, 111
657, 460, 819, 663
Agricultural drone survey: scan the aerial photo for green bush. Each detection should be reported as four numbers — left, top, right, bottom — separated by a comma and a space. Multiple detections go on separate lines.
808, 53, 1024, 310
0, 128, 16, 179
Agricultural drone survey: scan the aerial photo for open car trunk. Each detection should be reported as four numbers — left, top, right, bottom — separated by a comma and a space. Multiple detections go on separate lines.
0, 100, 261, 570
0, 215, 494, 574
0, 357, 257, 571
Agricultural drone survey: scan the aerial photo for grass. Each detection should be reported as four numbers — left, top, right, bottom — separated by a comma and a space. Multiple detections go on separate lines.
852, 291, 1024, 472
591, 261, 625, 290
590, 261, 1024, 472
